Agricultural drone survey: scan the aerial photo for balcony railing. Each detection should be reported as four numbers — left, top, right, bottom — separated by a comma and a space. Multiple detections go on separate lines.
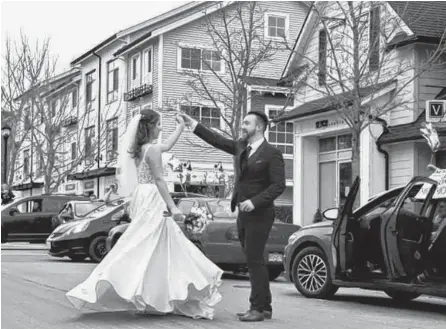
124, 83, 153, 102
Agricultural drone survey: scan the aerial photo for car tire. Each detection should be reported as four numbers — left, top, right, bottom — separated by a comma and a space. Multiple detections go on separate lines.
384, 290, 420, 302
88, 236, 108, 263
69, 255, 86, 262
292, 246, 338, 299
267, 267, 283, 281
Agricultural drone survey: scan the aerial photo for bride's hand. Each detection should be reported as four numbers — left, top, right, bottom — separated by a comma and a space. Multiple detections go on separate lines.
170, 206, 185, 221
175, 114, 185, 129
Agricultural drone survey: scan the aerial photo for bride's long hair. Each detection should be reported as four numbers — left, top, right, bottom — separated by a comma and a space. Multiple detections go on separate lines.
129, 109, 160, 159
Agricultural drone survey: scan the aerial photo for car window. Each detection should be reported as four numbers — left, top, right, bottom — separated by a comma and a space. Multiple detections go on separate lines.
15, 199, 43, 213
178, 200, 195, 215
74, 203, 99, 217
401, 183, 431, 217
354, 188, 402, 218
43, 199, 65, 212
207, 200, 237, 219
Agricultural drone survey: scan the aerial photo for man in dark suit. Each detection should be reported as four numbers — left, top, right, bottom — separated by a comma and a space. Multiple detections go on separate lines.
180, 111, 286, 322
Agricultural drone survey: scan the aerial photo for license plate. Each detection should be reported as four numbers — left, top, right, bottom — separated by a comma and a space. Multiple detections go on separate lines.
268, 253, 283, 263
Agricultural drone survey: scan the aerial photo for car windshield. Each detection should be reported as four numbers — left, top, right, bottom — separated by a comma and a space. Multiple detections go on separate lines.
207, 200, 237, 218
74, 202, 103, 217
81, 197, 128, 217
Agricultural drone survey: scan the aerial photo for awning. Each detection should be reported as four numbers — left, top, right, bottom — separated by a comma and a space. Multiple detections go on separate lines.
272, 80, 396, 122
377, 112, 446, 145
11, 180, 44, 191
67, 167, 116, 181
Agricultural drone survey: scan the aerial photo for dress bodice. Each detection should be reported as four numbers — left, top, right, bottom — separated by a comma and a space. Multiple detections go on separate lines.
137, 159, 156, 184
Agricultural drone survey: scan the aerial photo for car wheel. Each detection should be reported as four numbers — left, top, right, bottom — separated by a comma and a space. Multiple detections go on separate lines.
292, 246, 338, 299
69, 255, 86, 262
88, 236, 108, 263
384, 290, 420, 302
267, 267, 283, 281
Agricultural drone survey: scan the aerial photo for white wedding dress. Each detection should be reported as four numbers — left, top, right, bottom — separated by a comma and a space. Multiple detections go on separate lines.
66, 147, 224, 319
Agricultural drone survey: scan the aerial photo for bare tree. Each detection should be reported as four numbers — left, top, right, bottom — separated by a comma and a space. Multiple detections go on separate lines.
166, 1, 290, 197
1, 32, 53, 186
283, 1, 446, 203
2, 31, 124, 193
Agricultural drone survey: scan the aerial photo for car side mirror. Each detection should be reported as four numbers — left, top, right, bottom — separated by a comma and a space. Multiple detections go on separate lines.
9, 209, 17, 216
323, 208, 339, 221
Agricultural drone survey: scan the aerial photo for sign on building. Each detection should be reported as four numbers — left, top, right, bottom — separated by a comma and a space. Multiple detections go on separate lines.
425, 100, 446, 122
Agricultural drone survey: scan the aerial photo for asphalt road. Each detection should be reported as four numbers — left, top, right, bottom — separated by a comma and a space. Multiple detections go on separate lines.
1, 248, 446, 329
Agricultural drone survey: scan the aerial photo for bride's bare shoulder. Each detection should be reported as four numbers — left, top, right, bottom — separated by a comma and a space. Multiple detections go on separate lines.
142, 143, 162, 160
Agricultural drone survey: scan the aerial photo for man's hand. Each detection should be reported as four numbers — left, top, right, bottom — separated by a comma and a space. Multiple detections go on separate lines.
179, 112, 194, 127
239, 200, 255, 212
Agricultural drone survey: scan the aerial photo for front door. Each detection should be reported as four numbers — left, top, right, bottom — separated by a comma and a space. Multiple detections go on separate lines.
331, 176, 360, 279
380, 177, 437, 280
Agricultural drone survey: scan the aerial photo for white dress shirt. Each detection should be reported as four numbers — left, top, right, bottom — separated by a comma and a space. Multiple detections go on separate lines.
189, 119, 264, 158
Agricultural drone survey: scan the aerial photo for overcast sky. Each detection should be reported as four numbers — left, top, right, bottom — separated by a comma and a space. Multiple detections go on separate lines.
2, 0, 191, 73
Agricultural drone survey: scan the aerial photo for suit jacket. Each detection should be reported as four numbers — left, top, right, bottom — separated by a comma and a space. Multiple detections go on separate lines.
194, 123, 286, 213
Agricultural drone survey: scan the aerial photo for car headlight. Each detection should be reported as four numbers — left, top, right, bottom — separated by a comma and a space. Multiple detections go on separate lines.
64, 221, 90, 235
288, 231, 300, 245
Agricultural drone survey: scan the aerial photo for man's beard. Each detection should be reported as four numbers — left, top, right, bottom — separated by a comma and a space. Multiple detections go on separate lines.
240, 130, 254, 142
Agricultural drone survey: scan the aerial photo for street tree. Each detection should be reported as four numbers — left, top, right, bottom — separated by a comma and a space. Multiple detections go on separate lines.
282, 1, 446, 204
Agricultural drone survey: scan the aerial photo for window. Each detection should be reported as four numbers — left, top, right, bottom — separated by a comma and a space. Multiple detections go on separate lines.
369, 6, 380, 71
36, 153, 44, 173
131, 54, 141, 87
202, 50, 221, 71
71, 142, 77, 160
267, 109, 294, 155
177, 200, 196, 215
181, 105, 220, 128
327, 21, 353, 78
318, 29, 327, 85
84, 126, 95, 159
23, 150, 30, 176
266, 13, 288, 39
106, 118, 118, 161
107, 60, 119, 103
51, 99, 57, 117
86, 71, 96, 111
143, 47, 153, 84
180, 47, 223, 72
16, 199, 43, 213
72, 88, 78, 108
319, 134, 352, 152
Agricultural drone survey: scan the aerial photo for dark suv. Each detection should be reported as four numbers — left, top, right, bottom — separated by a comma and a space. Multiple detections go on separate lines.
1, 194, 89, 243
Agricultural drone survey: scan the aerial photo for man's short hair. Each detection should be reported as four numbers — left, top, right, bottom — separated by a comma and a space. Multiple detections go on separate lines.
247, 111, 269, 130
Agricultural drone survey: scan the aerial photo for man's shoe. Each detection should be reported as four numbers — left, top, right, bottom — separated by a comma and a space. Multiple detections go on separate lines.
236, 310, 272, 320
237, 310, 264, 322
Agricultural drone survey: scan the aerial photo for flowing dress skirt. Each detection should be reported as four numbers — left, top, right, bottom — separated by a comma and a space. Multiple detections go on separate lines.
66, 184, 223, 319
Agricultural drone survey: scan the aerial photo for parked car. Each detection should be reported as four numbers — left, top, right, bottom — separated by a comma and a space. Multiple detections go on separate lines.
105, 192, 205, 253
107, 197, 301, 281
283, 175, 446, 302
46, 198, 129, 262
51, 200, 105, 229
1, 193, 89, 243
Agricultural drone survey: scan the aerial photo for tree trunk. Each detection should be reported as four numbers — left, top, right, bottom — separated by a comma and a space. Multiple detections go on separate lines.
351, 129, 361, 209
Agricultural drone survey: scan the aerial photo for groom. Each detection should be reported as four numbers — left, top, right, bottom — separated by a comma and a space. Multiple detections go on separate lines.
181, 111, 285, 322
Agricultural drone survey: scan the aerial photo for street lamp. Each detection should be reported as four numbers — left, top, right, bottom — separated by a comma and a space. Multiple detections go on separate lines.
2, 125, 12, 184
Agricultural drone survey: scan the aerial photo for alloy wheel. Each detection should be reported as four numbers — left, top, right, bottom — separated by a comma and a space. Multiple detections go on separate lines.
297, 254, 328, 293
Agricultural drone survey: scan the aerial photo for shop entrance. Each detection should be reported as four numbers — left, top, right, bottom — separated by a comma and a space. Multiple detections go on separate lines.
318, 134, 353, 211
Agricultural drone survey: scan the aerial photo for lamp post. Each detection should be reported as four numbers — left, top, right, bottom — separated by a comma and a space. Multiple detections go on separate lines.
2, 125, 12, 184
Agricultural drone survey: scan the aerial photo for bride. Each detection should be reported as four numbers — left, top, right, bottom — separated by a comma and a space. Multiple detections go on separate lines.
66, 109, 223, 319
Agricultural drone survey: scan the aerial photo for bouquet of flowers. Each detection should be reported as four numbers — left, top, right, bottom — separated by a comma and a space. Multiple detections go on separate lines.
184, 205, 209, 234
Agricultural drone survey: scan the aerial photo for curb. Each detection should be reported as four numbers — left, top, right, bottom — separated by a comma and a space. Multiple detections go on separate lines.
1, 244, 48, 251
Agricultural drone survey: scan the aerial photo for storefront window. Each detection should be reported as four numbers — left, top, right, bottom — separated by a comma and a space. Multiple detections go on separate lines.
319, 137, 336, 152
436, 150, 446, 169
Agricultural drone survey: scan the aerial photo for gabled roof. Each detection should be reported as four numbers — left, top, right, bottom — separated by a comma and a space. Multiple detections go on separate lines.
388, 2, 446, 40
272, 79, 396, 122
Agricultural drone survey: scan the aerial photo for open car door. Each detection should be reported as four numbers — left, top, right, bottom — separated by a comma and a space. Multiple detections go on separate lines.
380, 176, 437, 280
331, 177, 360, 279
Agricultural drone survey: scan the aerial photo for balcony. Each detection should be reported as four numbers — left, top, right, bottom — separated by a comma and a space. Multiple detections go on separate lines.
124, 83, 153, 102
62, 116, 78, 127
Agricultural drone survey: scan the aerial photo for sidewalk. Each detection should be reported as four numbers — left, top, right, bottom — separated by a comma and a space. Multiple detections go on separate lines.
1, 242, 48, 251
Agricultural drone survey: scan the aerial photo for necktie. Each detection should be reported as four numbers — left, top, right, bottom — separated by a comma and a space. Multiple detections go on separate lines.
241, 145, 252, 172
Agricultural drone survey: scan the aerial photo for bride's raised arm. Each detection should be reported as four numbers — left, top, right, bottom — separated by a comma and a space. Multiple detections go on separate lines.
160, 114, 185, 152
